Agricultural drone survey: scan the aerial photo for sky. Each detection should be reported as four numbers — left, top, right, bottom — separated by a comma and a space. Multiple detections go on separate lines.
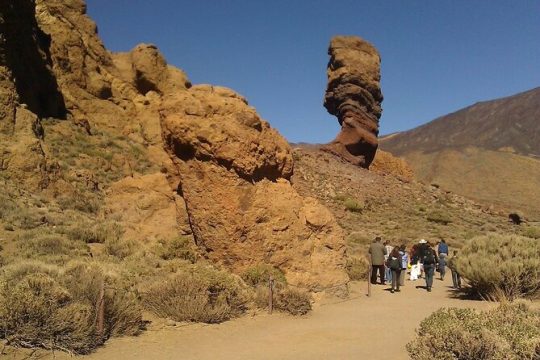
87, 0, 540, 143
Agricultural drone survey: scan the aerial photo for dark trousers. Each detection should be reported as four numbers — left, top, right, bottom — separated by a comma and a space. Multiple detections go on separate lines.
391, 269, 401, 290
425, 265, 435, 289
371, 265, 385, 284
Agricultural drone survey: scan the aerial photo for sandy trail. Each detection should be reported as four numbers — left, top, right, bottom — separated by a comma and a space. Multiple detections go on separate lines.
55, 276, 492, 360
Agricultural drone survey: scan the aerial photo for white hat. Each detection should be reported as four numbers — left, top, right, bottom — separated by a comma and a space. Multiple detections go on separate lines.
419, 239, 427, 244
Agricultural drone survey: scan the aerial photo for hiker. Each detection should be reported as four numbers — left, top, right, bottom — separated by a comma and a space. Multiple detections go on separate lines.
438, 252, 447, 281
437, 239, 449, 256
386, 247, 402, 293
399, 244, 409, 287
409, 244, 421, 281
417, 239, 429, 278
448, 250, 462, 289
384, 241, 393, 285
422, 244, 438, 292
369, 236, 387, 284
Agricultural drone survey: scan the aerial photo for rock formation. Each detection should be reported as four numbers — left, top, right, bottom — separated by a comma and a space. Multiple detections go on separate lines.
160, 86, 348, 291
323, 36, 383, 168
0, 0, 349, 292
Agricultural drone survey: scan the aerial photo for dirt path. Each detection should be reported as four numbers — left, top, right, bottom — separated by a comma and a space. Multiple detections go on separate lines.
56, 276, 492, 360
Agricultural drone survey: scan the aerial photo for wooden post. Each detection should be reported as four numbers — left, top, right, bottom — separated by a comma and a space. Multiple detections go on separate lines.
268, 275, 274, 314
367, 258, 372, 297
97, 279, 105, 337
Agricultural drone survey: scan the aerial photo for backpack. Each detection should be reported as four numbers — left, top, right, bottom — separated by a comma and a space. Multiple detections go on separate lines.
424, 249, 435, 265
388, 255, 402, 271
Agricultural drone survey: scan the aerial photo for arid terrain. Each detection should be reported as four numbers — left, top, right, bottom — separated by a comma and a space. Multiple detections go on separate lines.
1, 1, 539, 359
380, 87, 540, 219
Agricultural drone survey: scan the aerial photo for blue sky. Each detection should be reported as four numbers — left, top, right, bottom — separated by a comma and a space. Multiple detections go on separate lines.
87, 0, 540, 143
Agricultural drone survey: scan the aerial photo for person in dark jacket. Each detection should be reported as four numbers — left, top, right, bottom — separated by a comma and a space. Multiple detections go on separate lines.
423, 245, 438, 292
368, 237, 387, 284
386, 247, 403, 293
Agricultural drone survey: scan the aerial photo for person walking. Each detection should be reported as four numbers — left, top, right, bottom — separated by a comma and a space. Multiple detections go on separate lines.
409, 244, 421, 281
437, 239, 449, 256
368, 237, 387, 285
448, 250, 462, 289
438, 252, 447, 281
399, 244, 408, 287
386, 247, 402, 293
417, 239, 429, 279
384, 241, 393, 285
423, 244, 438, 292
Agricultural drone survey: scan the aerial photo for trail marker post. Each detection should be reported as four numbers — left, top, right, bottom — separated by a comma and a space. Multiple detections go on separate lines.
367, 258, 372, 297
268, 275, 274, 314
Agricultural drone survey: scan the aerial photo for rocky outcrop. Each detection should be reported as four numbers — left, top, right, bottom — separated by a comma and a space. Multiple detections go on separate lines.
0, 0, 349, 292
0, 0, 64, 188
0, 0, 66, 128
161, 86, 348, 291
323, 36, 383, 168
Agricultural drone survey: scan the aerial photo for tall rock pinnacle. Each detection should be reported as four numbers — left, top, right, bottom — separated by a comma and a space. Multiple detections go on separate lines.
323, 36, 383, 168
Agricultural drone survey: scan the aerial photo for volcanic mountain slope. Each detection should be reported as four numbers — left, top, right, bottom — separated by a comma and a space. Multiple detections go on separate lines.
380, 87, 540, 219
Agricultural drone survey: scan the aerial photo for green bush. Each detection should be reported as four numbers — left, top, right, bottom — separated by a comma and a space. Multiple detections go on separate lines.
346, 257, 369, 281
452, 234, 540, 300
141, 265, 248, 323
0, 261, 142, 354
274, 287, 312, 316
241, 264, 286, 287
407, 303, 540, 360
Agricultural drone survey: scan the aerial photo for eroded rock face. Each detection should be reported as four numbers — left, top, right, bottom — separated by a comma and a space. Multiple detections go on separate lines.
161, 86, 348, 291
0, 0, 349, 292
0, 0, 64, 188
323, 36, 383, 168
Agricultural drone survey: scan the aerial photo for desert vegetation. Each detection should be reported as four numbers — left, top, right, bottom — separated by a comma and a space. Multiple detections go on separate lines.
451, 234, 540, 300
0, 261, 141, 354
407, 303, 540, 360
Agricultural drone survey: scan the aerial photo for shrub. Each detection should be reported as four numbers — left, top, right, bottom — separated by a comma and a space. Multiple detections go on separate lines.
18, 233, 90, 262
274, 287, 312, 316
57, 193, 101, 214
104, 237, 137, 259
155, 236, 197, 263
453, 234, 540, 300
344, 198, 363, 213
65, 220, 123, 244
346, 256, 369, 281
141, 265, 248, 323
407, 303, 540, 360
426, 210, 452, 225
522, 226, 540, 239
241, 264, 286, 287
0, 261, 142, 354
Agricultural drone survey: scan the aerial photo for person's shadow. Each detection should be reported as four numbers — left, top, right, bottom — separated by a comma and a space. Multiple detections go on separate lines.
415, 285, 428, 290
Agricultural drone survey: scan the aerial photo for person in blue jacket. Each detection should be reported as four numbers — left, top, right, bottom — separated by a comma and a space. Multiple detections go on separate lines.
437, 239, 449, 256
